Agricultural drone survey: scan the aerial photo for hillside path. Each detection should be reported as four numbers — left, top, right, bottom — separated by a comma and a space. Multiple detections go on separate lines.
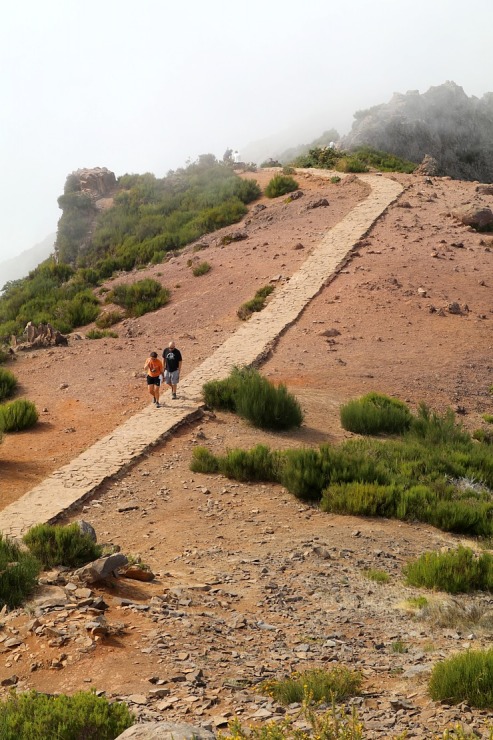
0, 173, 403, 538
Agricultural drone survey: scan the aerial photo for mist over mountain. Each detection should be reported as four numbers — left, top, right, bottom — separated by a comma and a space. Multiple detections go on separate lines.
341, 81, 493, 182
0, 233, 55, 290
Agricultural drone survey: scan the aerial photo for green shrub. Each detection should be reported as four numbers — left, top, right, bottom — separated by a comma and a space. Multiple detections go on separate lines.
363, 568, 390, 584
190, 446, 219, 474
410, 403, 470, 445
233, 368, 303, 430
404, 546, 493, 594
340, 392, 412, 435
0, 534, 40, 608
219, 445, 279, 481
0, 368, 17, 402
322, 482, 398, 517
280, 445, 333, 502
261, 667, 362, 705
335, 157, 369, 173
86, 329, 118, 339
203, 367, 303, 431
0, 690, 133, 739
237, 285, 274, 320
483, 414, 493, 424
264, 175, 299, 198
0, 348, 10, 364
107, 279, 170, 317
473, 428, 493, 445
192, 261, 211, 276
95, 310, 124, 329
203, 374, 240, 412
0, 399, 38, 431
429, 650, 493, 708
23, 523, 102, 568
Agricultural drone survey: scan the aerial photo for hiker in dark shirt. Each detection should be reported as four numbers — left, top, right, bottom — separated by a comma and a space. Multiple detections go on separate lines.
162, 341, 182, 399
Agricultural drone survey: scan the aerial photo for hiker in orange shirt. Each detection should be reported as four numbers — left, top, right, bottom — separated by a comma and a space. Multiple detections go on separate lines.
144, 352, 164, 408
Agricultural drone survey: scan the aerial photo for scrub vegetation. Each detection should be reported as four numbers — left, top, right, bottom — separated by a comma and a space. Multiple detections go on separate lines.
0, 156, 261, 340
191, 393, 493, 538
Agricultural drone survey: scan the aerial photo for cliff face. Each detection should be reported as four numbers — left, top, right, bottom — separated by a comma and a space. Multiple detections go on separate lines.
342, 82, 493, 182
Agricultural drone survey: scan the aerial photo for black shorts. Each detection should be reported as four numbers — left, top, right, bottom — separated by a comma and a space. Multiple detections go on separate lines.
147, 375, 161, 386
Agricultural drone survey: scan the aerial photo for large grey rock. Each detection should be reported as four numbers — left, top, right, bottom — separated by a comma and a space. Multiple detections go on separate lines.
76, 520, 97, 542
115, 722, 216, 740
75, 553, 128, 583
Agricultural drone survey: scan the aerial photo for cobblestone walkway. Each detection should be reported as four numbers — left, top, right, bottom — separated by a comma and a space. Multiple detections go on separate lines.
0, 173, 403, 538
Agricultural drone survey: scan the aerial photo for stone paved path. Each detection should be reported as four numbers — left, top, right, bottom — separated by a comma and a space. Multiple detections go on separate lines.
0, 173, 403, 538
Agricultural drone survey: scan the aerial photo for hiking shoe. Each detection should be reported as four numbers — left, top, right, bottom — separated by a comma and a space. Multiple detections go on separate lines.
172, 393, 177, 399
153, 397, 156, 404
156, 402, 161, 408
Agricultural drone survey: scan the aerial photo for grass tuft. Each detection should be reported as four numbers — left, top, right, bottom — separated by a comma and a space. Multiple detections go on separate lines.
0, 399, 38, 432
260, 667, 362, 705
404, 546, 493, 594
203, 367, 303, 431
0, 534, 40, 609
23, 523, 102, 569
429, 650, 493, 708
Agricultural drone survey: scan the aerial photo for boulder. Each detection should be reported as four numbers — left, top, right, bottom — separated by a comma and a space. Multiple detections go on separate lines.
115, 722, 216, 740
75, 553, 128, 583
452, 206, 493, 230
75, 520, 97, 542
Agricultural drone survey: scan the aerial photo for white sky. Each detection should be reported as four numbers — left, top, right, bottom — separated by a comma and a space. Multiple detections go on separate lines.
1, 0, 492, 262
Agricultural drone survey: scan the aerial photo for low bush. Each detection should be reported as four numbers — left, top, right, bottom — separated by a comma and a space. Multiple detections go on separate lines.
0, 348, 10, 364
192, 261, 211, 276
23, 523, 102, 569
219, 445, 279, 481
335, 157, 369, 173
0, 399, 38, 431
0, 368, 17, 402
265, 175, 299, 198
203, 367, 303, 431
86, 329, 118, 339
403, 546, 493, 594
429, 650, 493, 708
234, 368, 302, 430
190, 446, 219, 474
237, 285, 274, 320
106, 279, 170, 317
261, 667, 362, 705
340, 392, 412, 435
0, 534, 40, 608
190, 393, 493, 538
95, 310, 124, 329
0, 690, 133, 739
363, 568, 390, 584
410, 403, 470, 445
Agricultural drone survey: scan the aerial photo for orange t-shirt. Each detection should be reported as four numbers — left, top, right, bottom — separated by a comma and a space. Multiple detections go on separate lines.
146, 357, 164, 377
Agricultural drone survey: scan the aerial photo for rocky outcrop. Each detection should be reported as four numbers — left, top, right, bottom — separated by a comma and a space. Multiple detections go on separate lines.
11, 321, 68, 350
342, 81, 493, 182
69, 167, 116, 199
